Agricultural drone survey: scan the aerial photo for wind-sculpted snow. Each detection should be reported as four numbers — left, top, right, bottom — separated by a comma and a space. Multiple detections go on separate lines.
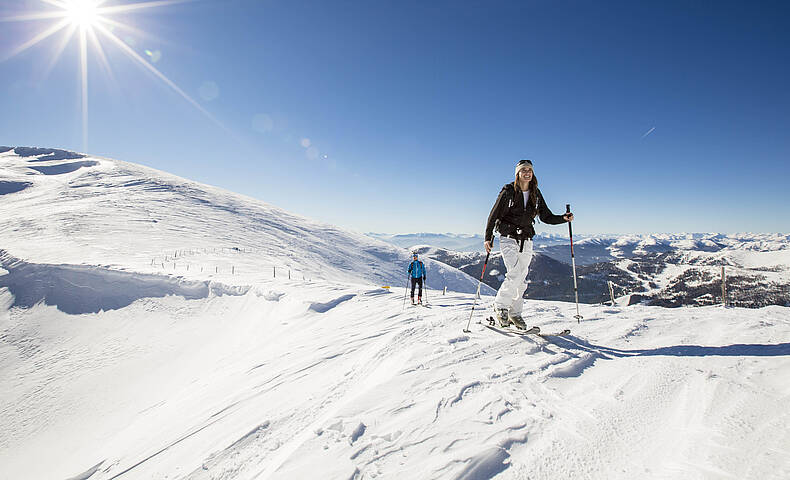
308, 294, 356, 313
28, 160, 99, 175
0, 251, 248, 314
0, 181, 32, 195
65, 462, 104, 480
13, 146, 86, 161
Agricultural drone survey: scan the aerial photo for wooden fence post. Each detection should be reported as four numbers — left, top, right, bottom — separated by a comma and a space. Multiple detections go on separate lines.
608, 281, 616, 306
721, 266, 727, 307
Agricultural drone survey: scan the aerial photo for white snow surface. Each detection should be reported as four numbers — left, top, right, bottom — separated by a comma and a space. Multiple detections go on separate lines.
1, 148, 790, 480
0, 148, 487, 295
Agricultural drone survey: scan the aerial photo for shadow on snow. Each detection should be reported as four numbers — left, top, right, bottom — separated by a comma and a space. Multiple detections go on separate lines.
545, 335, 790, 358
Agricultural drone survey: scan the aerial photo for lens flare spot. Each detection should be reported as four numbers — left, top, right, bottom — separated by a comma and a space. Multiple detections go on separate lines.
300, 138, 311, 148
144, 49, 162, 63
198, 81, 219, 101
252, 114, 274, 133
306, 146, 319, 160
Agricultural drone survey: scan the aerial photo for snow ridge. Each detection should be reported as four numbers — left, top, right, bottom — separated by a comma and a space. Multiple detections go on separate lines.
0, 147, 489, 295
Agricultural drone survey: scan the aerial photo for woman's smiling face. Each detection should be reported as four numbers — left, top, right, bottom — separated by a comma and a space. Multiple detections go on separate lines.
517, 167, 533, 185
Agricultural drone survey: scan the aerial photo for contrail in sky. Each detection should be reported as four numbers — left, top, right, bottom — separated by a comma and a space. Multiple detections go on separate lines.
641, 127, 656, 139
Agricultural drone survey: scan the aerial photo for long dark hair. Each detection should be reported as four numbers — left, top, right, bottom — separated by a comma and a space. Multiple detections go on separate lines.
514, 174, 538, 210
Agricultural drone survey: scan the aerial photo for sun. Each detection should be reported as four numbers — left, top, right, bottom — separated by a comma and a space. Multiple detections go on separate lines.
0, 0, 223, 152
62, 0, 101, 28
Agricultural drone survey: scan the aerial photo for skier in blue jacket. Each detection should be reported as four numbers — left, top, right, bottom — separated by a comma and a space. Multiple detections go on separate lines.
407, 253, 426, 305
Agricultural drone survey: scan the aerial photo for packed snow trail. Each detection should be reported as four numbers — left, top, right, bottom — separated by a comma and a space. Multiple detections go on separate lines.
2, 277, 789, 480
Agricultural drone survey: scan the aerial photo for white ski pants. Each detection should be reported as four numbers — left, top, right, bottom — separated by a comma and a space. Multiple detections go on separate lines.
494, 236, 533, 315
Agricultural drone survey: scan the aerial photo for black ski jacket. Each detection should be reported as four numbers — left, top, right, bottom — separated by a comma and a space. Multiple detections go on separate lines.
485, 183, 566, 243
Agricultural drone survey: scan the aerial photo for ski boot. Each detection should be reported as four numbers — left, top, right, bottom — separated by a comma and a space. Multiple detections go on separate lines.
508, 313, 528, 330
417, 295, 422, 305
495, 307, 511, 327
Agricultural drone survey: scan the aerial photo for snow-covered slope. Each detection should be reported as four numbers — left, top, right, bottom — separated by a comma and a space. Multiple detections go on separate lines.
0, 147, 488, 294
2, 281, 789, 479
1, 147, 789, 480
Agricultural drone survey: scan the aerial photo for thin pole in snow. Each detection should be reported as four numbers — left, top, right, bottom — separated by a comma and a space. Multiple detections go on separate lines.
463, 251, 490, 333
567, 204, 583, 323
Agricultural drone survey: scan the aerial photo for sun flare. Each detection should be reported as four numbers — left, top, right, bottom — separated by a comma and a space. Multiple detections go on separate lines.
62, 0, 101, 28
0, 0, 221, 152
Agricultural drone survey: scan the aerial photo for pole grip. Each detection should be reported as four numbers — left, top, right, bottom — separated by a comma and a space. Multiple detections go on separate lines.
566, 204, 573, 238
479, 251, 490, 280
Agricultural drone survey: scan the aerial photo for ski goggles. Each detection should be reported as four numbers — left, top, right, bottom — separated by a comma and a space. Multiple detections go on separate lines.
516, 159, 533, 168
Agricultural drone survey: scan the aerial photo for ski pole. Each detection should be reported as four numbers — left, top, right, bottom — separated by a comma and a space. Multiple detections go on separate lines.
402, 275, 410, 311
423, 277, 428, 305
566, 204, 583, 323
463, 251, 490, 333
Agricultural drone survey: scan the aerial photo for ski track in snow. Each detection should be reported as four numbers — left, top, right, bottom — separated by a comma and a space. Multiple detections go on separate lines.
1, 149, 789, 479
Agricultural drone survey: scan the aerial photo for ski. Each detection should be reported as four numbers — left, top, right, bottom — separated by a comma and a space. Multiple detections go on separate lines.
483, 317, 570, 337
538, 329, 571, 337
483, 317, 539, 335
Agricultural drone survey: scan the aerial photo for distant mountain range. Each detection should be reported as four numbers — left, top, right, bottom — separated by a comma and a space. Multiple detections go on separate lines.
374, 233, 790, 308
366, 232, 573, 253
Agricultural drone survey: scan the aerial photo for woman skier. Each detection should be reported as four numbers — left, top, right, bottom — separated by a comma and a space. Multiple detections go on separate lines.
484, 159, 574, 329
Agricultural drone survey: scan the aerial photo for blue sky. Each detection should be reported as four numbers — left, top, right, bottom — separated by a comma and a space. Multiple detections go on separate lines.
1, 0, 788, 235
